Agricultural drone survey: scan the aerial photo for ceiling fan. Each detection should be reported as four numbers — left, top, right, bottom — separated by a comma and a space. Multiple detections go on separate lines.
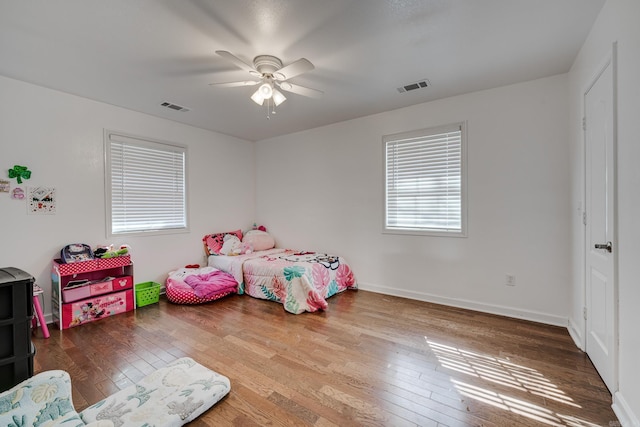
209, 50, 323, 109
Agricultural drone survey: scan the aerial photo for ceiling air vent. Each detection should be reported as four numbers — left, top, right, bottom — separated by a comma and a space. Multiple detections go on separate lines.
397, 79, 430, 94
160, 101, 190, 112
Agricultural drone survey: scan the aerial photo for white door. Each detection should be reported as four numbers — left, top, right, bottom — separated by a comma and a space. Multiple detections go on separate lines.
584, 54, 616, 393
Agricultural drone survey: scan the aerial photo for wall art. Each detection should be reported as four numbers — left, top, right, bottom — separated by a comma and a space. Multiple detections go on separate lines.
28, 186, 56, 214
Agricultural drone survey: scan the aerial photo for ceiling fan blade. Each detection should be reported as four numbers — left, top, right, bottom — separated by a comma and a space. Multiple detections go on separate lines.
208, 80, 260, 88
277, 81, 323, 98
215, 50, 258, 74
273, 58, 314, 81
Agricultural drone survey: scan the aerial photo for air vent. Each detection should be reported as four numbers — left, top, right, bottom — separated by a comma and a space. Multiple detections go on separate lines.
397, 79, 430, 94
160, 101, 190, 112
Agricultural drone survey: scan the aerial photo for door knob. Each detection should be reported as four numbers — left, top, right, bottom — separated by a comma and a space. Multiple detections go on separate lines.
594, 241, 612, 253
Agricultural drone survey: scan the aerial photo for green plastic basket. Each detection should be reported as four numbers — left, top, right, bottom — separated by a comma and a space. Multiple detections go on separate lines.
135, 282, 161, 307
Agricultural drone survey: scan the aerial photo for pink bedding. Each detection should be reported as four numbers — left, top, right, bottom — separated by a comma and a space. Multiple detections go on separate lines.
208, 249, 357, 314
165, 266, 238, 304
184, 270, 238, 298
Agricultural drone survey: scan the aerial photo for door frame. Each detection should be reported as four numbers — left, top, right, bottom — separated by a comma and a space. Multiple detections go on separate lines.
582, 42, 618, 392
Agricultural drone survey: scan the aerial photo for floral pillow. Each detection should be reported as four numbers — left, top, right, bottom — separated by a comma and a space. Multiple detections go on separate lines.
203, 229, 243, 255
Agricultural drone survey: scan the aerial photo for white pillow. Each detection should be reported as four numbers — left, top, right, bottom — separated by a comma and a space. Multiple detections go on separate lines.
243, 230, 275, 251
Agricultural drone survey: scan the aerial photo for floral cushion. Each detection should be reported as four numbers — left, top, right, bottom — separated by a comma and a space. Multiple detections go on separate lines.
0, 358, 229, 427
0, 370, 112, 427
80, 357, 230, 427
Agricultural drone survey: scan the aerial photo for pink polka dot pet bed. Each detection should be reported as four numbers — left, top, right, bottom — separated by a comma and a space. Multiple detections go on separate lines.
166, 266, 238, 304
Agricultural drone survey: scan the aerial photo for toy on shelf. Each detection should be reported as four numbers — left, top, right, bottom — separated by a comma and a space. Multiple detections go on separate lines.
94, 244, 130, 259
60, 244, 94, 264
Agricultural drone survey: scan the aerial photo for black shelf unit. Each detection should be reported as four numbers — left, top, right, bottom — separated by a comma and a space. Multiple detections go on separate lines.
0, 267, 35, 392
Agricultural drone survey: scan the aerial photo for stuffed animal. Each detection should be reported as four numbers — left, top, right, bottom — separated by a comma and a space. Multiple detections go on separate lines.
219, 234, 243, 256
100, 247, 128, 258
242, 241, 253, 255
94, 245, 108, 258
95, 244, 129, 258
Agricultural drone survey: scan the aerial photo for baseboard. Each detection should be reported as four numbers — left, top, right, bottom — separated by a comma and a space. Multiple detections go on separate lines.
567, 317, 584, 350
613, 391, 640, 427
358, 282, 568, 327
44, 283, 567, 328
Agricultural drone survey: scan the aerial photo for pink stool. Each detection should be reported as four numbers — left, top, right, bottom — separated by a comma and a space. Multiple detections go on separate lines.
32, 284, 50, 339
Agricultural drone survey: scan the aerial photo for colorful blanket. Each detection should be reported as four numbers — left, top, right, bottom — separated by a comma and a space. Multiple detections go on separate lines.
208, 249, 357, 314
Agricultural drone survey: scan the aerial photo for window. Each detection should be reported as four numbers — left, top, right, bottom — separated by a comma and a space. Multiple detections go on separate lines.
384, 122, 466, 236
105, 130, 188, 236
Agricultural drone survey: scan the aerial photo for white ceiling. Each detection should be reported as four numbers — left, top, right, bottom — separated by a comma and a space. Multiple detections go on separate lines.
0, 0, 604, 142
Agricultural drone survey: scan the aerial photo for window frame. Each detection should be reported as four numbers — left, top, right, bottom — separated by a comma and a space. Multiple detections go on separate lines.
382, 122, 467, 237
104, 129, 189, 238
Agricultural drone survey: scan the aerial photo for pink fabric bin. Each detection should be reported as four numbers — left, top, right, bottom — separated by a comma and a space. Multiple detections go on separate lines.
62, 275, 132, 303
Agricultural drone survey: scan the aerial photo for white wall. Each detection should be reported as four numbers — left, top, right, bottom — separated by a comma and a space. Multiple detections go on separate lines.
568, 0, 640, 424
0, 75, 255, 321
256, 75, 571, 326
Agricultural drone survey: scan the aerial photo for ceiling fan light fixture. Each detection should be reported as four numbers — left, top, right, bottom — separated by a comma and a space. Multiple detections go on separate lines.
252, 80, 285, 107
251, 88, 266, 105
259, 81, 273, 98
272, 88, 286, 106
213, 51, 320, 113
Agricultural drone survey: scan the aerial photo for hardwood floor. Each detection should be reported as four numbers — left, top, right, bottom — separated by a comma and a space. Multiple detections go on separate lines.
33, 290, 618, 426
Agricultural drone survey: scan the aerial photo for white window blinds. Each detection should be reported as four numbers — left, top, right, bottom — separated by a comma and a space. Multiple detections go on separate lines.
106, 131, 187, 235
384, 123, 465, 235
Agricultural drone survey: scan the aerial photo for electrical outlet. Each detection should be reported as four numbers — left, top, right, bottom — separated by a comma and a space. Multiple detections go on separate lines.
505, 274, 516, 286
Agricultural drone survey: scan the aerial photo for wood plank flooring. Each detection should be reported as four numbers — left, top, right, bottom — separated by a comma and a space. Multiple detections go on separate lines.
33, 290, 619, 426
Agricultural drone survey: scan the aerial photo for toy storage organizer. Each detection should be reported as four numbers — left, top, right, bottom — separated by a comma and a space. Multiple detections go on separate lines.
51, 256, 134, 330
0, 267, 35, 392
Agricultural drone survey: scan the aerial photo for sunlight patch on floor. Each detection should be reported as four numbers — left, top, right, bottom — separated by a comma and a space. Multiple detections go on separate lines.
425, 338, 603, 427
